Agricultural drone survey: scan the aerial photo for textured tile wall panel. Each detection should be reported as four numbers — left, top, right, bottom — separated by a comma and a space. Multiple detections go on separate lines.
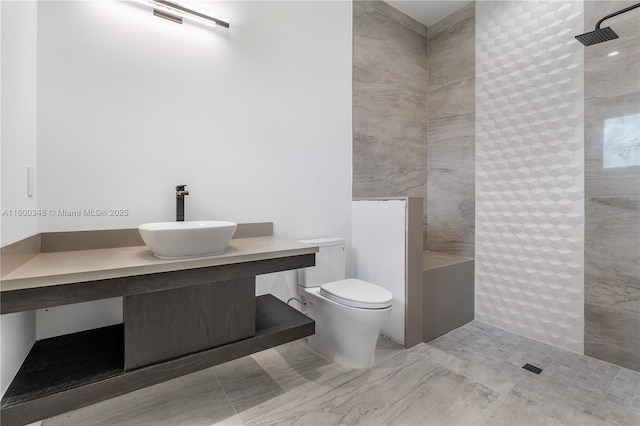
475, 1, 585, 353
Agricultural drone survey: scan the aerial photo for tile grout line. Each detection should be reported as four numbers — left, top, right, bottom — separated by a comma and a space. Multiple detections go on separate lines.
213, 370, 243, 425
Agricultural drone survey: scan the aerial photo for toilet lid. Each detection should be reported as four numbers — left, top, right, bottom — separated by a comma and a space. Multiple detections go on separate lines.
320, 279, 393, 309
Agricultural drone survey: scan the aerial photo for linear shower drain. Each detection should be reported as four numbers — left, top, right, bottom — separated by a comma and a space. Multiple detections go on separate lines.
522, 363, 543, 374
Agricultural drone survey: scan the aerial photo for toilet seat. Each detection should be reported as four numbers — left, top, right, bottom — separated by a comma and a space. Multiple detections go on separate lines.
320, 279, 393, 309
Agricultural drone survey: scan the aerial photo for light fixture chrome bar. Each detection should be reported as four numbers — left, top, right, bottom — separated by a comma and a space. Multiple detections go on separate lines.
148, 0, 229, 28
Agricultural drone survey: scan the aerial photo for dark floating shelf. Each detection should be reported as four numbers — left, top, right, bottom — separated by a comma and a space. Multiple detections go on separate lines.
2, 325, 124, 408
1, 295, 314, 426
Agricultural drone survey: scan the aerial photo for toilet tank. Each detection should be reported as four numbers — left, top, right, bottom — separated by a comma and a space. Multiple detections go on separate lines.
298, 237, 346, 287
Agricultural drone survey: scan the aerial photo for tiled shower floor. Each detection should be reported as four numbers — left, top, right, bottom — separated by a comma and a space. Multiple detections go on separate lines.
42, 321, 639, 426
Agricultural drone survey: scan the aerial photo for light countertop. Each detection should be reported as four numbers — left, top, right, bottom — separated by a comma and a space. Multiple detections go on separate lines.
1, 237, 317, 292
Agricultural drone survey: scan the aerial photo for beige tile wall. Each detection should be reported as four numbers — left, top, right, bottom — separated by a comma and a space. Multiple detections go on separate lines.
352, 0, 429, 243
584, 1, 640, 371
426, 3, 476, 257
353, 1, 476, 256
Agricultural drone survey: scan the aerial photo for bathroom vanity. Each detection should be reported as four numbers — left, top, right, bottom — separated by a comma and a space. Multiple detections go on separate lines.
0, 224, 317, 426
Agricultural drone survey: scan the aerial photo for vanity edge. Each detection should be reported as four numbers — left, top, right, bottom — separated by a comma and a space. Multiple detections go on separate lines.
1, 222, 274, 277
1, 237, 317, 295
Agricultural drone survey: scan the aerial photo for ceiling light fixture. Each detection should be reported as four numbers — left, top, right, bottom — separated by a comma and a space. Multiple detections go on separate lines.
608, 51, 619, 57
136, 0, 229, 29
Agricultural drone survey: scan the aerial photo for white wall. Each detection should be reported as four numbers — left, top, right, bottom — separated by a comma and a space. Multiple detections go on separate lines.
36, 298, 123, 340
352, 200, 406, 343
36, 1, 352, 237
1, 0, 38, 245
32, 1, 352, 336
0, 311, 36, 397
0, 0, 39, 396
475, 0, 585, 353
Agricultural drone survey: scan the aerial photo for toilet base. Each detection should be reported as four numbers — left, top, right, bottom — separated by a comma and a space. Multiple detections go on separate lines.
303, 287, 391, 369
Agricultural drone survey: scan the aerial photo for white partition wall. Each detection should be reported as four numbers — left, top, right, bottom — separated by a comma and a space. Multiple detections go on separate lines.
352, 199, 407, 344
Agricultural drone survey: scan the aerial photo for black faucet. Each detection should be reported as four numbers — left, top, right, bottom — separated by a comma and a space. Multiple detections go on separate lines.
176, 185, 189, 222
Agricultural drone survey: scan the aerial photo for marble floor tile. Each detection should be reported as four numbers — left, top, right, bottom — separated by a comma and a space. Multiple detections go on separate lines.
478, 387, 606, 426
251, 340, 338, 392
246, 349, 502, 426
412, 343, 516, 395
40, 321, 640, 426
227, 342, 355, 424
212, 355, 286, 416
429, 321, 640, 426
210, 337, 400, 424
43, 368, 238, 426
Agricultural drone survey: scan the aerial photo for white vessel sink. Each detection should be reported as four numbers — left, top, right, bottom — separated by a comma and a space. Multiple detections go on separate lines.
138, 221, 237, 259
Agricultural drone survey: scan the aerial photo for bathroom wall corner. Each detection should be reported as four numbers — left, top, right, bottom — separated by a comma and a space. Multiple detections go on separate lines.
426, 2, 475, 258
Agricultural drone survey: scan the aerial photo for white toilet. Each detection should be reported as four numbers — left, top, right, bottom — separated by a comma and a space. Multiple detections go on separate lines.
298, 237, 393, 369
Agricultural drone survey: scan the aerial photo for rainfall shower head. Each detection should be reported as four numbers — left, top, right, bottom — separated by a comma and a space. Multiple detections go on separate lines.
575, 2, 640, 46
575, 27, 619, 46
